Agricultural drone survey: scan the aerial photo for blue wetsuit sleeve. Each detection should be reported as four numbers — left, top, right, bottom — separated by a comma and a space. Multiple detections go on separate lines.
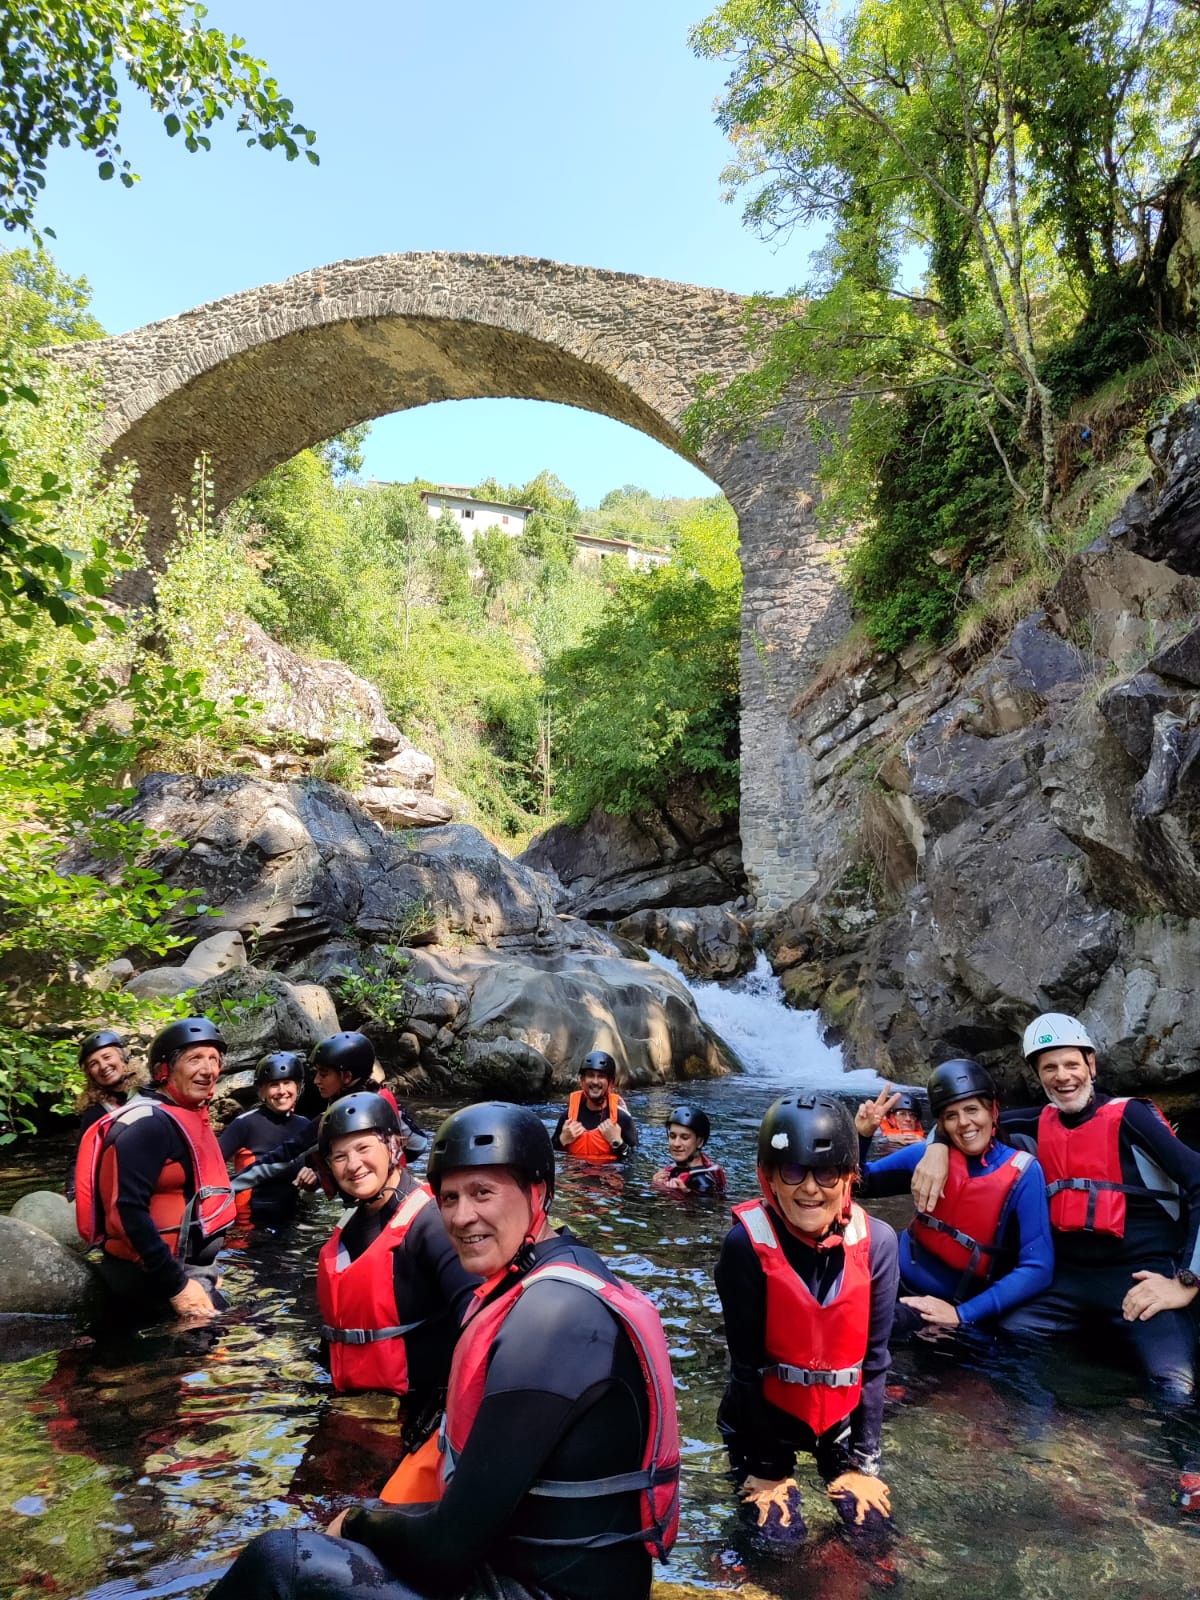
955, 1157, 1055, 1326
1122, 1100, 1200, 1275
859, 1140, 922, 1199
848, 1218, 898, 1472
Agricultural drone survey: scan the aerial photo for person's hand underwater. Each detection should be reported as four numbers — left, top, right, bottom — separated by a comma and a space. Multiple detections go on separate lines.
740, 1475, 801, 1527
827, 1471, 892, 1524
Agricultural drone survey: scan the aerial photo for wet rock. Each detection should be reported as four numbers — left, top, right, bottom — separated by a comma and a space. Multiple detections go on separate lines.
519, 777, 745, 919
9, 1192, 85, 1253
614, 903, 755, 980
0, 1217, 99, 1315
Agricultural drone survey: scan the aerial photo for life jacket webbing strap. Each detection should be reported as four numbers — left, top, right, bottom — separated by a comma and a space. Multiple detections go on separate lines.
763, 1361, 862, 1388
528, 1466, 676, 1498
321, 1318, 425, 1345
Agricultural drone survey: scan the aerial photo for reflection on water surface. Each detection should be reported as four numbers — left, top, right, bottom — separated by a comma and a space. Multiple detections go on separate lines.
2, 1076, 1198, 1600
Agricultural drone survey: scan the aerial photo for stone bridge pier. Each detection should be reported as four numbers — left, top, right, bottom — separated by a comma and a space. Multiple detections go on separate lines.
52, 253, 851, 909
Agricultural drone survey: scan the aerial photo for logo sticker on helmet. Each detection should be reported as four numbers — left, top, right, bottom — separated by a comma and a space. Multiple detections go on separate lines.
771, 1132, 789, 1149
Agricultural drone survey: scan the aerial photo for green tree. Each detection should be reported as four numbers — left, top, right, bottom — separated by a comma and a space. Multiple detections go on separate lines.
0, 248, 105, 349
316, 423, 371, 481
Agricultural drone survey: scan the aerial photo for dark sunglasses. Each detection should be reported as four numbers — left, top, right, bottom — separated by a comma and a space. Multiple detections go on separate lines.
776, 1163, 845, 1189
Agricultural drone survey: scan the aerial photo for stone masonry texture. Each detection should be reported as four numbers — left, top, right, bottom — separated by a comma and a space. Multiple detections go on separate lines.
50, 253, 852, 907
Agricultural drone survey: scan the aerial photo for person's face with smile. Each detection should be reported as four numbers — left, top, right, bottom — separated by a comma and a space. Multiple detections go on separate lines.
261, 1079, 299, 1114
667, 1124, 701, 1165
167, 1045, 223, 1108
1035, 1046, 1096, 1115
768, 1165, 852, 1239
580, 1068, 611, 1109
438, 1167, 547, 1277
83, 1046, 126, 1091
940, 1095, 997, 1157
327, 1131, 396, 1208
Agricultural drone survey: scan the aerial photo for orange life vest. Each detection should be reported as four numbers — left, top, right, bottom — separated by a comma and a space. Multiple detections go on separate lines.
911, 1146, 1031, 1292
432, 1257, 680, 1559
565, 1088, 625, 1163
316, 1183, 434, 1394
732, 1198, 872, 1437
76, 1096, 235, 1264
1038, 1098, 1174, 1237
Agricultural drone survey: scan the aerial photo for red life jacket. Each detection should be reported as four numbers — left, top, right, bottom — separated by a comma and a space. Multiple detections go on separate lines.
910, 1146, 1031, 1293
437, 1257, 680, 1560
316, 1183, 434, 1394
652, 1150, 727, 1196
732, 1199, 872, 1437
75, 1096, 235, 1263
233, 1147, 256, 1223
565, 1088, 625, 1163
1039, 1098, 1175, 1237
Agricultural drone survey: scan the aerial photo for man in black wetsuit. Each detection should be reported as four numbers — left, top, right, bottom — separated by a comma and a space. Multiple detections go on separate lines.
913, 1012, 1200, 1403
552, 1049, 638, 1163
208, 1102, 678, 1600
77, 1017, 236, 1325
218, 1052, 316, 1228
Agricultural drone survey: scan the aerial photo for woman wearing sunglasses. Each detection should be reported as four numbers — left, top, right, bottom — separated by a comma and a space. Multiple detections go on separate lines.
715, 1093, 898, 1542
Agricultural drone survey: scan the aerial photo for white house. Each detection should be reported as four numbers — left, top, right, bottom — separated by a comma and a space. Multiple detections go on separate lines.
420, 486, 531, 545
572, 532, 671, 570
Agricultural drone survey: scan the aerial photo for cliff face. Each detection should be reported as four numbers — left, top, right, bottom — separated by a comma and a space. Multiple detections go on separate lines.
770, 402, 1200, 1099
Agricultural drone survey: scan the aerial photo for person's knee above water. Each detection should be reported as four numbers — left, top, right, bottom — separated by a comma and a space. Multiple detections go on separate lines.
553, 1049, 637, 1163
715, 1094, 898, 1540
208, 1100, 678, 1600
66, 1030, 146, 1199
75, 1017, 236, 1324
911, 1013, 1200, 1400
858, 1062, 1053, 1330
316, 1091, 476, 1402
652, 1106, 725, 1196
311, 1031, 429, 1156
218, 1052, 315, 1227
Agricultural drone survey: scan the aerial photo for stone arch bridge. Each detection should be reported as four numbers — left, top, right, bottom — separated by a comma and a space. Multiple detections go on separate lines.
53, 253, 851, 908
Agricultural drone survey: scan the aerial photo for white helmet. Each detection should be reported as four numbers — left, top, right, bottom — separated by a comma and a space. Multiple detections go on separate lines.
1022, 1013, 1095, 1062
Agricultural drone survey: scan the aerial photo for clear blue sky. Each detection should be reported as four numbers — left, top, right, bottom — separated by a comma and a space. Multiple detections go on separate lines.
34, 0, 820, 507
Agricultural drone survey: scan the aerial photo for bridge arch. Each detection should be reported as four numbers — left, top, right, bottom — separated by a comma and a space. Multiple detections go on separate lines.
53, 253, 851, 907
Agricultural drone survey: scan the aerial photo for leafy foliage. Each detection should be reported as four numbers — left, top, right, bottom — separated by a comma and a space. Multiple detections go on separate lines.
548, 500, 741, 821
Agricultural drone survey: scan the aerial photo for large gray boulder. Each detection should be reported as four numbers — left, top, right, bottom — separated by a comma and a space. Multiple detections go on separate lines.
614, 903, 756, 980
10, 1191, 85, 1253
0, 1217, 99, 1314
189, 966, 340, 1073
63, 777, 565, 963
519, 777, 745, 919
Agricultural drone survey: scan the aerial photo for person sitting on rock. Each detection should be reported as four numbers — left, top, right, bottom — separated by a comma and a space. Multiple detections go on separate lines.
206, 1101, 679, 1600
876, 1092, 924, 1143
911, 1015, 1200, 1405
857, 1063, 1054, 1332
218, 1052, 317, 1228
553, 1049, 637, 1163
74, 1017, 236, 1325
316, 1092, 476, 1413
66, 1030, 147, 1200
715, 1093, 897, 1543
652, 1106, 726, 1196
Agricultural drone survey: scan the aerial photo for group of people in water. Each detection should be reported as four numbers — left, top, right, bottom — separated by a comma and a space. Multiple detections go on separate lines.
66, 1008, 1200, 1598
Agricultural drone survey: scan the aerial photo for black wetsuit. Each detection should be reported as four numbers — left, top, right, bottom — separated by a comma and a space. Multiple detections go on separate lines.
324, 1174, 479, 1407
208, 1230, 653, 1600
715, 1211, 899, 1480
991, 1095, 1200, 1402
551, 1103, 638, 1160
218, 1104, 316, 1226
93, 1090, 229, 1318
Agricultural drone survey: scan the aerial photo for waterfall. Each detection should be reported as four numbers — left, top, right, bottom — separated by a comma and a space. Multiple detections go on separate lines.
647, 950, 890, 1092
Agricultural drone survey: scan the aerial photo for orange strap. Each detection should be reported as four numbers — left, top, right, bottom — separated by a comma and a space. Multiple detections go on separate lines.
379, 1429, 443, 1505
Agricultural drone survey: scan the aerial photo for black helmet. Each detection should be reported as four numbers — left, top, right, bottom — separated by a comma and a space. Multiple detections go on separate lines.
318, 1091, 402, 1157
255, 1051, 307, 1087
667, 1105, 711, 1144
893, 1093, 917, 1114
311, 1031, 375, 1082
581, 1049, 617, 1080
78, 1030, 128, 1067
427, 1102, 556, 1204
148, 1017, 226, 1080
928, 1059, 997, 1118
757, 1094, 858, 1174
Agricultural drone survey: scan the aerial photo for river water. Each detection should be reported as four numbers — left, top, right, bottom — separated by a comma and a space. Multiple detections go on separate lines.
2, 962, 1198, 1600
